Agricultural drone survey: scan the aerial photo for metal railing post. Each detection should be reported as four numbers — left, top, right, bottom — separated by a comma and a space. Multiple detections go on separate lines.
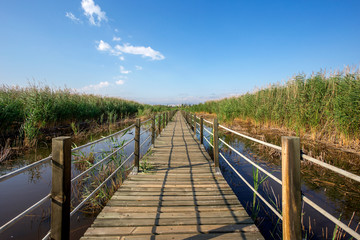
134, 118, 140, 174
213, 118, 220, 174
51, 137, 71, 240
282, 136, 301, 240
200, 117, 204, 144
151, 114, 155, 147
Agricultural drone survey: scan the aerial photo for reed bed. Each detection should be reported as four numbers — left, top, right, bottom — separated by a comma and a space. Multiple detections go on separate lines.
188, 68, 360, 144
0, 84, 170, 145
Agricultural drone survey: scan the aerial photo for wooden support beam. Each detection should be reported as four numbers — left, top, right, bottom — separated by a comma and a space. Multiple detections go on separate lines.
200, 117, 204, 144
213, 118, 220, 175
133, 118, 140, 174
282, 136, 301, 240
163, 113, 166, 129
158, 114, 161, 136
193, 114, 197, 137
51, 137, 71, 240
151, 115, 155, 146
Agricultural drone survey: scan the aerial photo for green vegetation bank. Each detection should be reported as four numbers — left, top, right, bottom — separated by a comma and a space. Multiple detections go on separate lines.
187, 69, 360, 145
0, 85, 171, 144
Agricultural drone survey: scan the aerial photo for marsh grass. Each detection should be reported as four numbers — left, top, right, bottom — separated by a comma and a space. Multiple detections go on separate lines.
251, 167, 268, 219
0, 84, 172, 148
188, 68, 360, 146
70, 133, 132, 212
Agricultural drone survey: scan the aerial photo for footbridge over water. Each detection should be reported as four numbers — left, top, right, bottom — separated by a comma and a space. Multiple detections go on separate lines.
81, 112, 263, 239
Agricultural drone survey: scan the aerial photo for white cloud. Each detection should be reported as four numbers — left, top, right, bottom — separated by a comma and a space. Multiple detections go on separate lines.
80, 81, 110, 92
95, 40, 165, 61
113, 36, 121, 41
120, 66, 131, 74
65, 12, 81, 23
115, 80, 125, 85
115, 43, 165, 60
97, 40, 111, 51
135, 65, 142, 70
114, 28, 119, 32
81, 0, 107, 26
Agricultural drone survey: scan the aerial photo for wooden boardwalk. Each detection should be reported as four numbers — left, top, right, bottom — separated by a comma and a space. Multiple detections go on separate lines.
81, 112, 263, 240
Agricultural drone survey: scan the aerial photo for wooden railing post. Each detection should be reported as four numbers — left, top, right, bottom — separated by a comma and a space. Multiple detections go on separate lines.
282, 136, 301, 240
51, 137, 71, 240
158, 114, 161, 135
134, 118, 140, 174
213, 118, 220, 174
193, 114, 197, 137
151, 114, 155, 147
200, 117, 204, 144
163, 113, 166, 129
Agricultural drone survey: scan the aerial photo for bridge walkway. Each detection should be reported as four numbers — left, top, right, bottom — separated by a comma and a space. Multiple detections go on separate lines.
81, 112, 263, 240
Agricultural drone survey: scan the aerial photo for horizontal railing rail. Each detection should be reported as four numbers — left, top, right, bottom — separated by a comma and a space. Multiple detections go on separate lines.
0, 110, 177, 239
0, 123, 136, 183
182, 110, 360, 240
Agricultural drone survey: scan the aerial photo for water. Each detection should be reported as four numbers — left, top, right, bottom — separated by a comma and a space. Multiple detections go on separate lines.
197, 124, 360, 239
0, 122, 154, 240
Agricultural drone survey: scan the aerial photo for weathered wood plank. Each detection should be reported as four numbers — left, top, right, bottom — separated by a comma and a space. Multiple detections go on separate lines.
113, 190, 235, 196
107, 199, 241, 207
101, 206, 245, 213
92, 217, 254, 226
111, 194, 239, 201
96, 211, 249, 219
81, 232, 264, 240
82, 232, 263, 240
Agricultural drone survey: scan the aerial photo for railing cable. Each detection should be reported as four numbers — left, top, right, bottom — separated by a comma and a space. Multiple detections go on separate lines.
71, 138, 134, 183
70, 152, 134, 217
219, 153, 283, 220
219, 138, 282, 185
303, 196, 360, 239
0, 194, 51, 234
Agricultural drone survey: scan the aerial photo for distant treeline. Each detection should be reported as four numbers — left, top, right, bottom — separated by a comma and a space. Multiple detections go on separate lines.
187, 70, 360, 140
0, 85, 171, 141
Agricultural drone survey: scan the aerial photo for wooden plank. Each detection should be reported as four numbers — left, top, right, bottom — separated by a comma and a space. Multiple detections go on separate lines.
107, 199, 241, 207
81, 232, 264, 240
116, 187, 234, 192
113, 190, 235, 196
83, 224, 259, 236
111, 195, 239, 201
92, 217, 254, 226
101, 206, 245, 213
96, 211, 249, 219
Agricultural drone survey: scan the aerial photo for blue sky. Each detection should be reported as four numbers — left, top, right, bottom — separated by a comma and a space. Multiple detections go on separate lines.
0, 0, 359, 105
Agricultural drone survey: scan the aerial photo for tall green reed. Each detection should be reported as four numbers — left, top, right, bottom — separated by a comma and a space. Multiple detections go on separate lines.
187, 69, 360, 142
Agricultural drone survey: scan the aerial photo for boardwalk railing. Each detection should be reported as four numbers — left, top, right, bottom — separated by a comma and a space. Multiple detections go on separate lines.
0, 111, 176, 239
182, 111, 360, 240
